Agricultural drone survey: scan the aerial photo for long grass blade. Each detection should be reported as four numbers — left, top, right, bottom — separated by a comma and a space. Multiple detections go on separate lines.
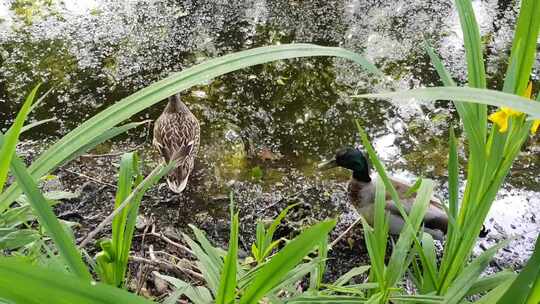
0, 44, 381, 212
286, 295, 367, 303
0, 84, 40, 193
156, 273, 213, 304
264, 203, 299, 252
455, 0, 487, 139
496, 235, 540, 304
357, 87, 540, 118
9, 155, 91, 280
419, 233, 438, 292
473, 278, 514, 304
454, 0, 486, 89
444, 241, 508, 304
190, 224, 225, 272
502, 0, 540, 95
61, 121, 150, 166
216, 210, 239, 304
447, 127, 460, 245
183, 232, 221, 293
267, 258, 322, 295
465, 271, 516, 296
0, 258, 153, 304
20, 118, 56, 134
385, 179, 433, 287
110, 152, 139, 287
333, 266, 370, 286
239, 220, 336, 304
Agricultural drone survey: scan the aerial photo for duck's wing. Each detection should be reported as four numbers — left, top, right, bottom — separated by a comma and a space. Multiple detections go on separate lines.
387, 176, 446, 210
153, 112, 200, 162
153, 115, 171, 162
387, 176, 416, 199
384, 198, 448, 234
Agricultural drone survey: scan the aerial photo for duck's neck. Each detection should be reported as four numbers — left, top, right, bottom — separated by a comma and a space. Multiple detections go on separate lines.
352, 169, 371, 183
166, 96, 191, 114
348, 174, 374, 209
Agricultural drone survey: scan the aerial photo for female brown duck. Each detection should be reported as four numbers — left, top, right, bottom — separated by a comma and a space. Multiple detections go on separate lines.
153, 93, 200, 193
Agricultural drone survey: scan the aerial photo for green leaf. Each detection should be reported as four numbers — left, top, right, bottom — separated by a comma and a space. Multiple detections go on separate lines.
419, 233, 438, 293
265, 203, 300, 253
239, 220, 336, 304
60, 121, 149, 167
455, 0, 487, 139
9, 155, 91, 281
0, 258, 154, 304
502, 0, 540, 95
0, 44, 381, 212
474, 278, 514, 304
385, 179, 434, 287
423, 41, 456, 87
373, 177, 389, 260
157, 273, 213, 304
444, 241, 508, 304
357, 177, 387, 287
286, 295, 367, 303
333, 265, 370, 286
253, 221, 266, 261
0, 205, 35, 228
357, 87, 540, 118
183, 232, 221, 293
309, 236, 328, 291
424, 41, 485, 170
107, 153, 138, 286
0, 84, 40, 193
190, 224, 225, 271
454, 0, 486, 89
268, 258, 322, 296
465, 271, 516, 296
20, 118, 56, 134
389, 294, 444, 303
447, 128, 459, 234
359, 215, 385, 286
497, 235, 540, 304
216, 211, 239, 304
323, 282, 378, 295
403, 178, 422, 197
0, 229, 39, 250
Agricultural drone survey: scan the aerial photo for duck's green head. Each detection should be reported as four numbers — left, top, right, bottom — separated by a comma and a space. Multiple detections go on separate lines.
318, 147, 371, 182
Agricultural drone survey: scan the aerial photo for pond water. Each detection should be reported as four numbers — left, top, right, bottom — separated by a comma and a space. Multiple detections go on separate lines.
1, 0, 539, 265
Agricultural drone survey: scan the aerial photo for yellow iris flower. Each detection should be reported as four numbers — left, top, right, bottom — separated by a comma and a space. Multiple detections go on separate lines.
488, 82, 540, 134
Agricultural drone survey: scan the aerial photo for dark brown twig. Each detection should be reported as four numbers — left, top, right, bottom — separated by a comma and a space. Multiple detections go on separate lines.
61, 168, 117, 189
129, 255, 204, 281
145, 224, 194, 256
330, 217, 362, 248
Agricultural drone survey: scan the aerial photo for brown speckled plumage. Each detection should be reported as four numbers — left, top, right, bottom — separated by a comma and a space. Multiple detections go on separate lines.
153, 94, 200, 193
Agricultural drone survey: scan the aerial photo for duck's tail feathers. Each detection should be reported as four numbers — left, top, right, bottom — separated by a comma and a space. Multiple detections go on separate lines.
167, 176, 189, 193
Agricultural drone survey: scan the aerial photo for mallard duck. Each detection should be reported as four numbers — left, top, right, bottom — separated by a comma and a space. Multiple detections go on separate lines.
153, 93, 200, 193
318, 147, 448, 240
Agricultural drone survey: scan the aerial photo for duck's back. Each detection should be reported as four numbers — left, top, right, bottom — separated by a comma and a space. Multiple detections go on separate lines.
153, 110, 200, 163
